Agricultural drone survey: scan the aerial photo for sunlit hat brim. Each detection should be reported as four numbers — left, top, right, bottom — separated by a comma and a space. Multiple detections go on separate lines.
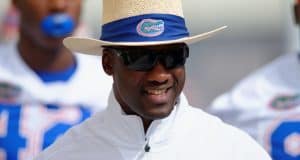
63, 26, 227, 56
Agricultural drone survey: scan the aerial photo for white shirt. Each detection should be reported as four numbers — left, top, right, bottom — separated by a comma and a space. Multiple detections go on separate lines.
208, 52, 300, 159
36, 92, 271, 160
0, 43, 112, 160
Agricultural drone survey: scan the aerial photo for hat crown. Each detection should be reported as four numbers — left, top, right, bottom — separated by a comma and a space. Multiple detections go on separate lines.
102, 0, 184, 24
62, 0, 227, 56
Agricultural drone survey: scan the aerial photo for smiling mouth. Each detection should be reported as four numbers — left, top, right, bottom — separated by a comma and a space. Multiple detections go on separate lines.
144, 86, 172, 95
147, 89, 167, 95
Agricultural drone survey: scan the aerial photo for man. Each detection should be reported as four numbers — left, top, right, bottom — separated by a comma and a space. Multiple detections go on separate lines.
36, 0, 271, 159
0, 0, 112, 160
208, 0, 300, 160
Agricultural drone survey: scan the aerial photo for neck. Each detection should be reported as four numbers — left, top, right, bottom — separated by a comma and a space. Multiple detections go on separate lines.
17, 33, 74, 72
142, 119, 152, 133
113, 85, 153, 133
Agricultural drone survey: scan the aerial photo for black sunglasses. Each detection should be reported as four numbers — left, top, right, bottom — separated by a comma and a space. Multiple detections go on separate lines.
104, 44, 189, 71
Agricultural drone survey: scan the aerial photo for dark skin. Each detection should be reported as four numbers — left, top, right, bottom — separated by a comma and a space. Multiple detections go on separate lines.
102, 44, 186, 132
12, 0, 82, 72
295, 0, 300, 25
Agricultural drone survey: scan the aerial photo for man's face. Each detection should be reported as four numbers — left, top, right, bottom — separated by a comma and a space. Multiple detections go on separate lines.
103, 44, 187, 120
13, 0, 82, 50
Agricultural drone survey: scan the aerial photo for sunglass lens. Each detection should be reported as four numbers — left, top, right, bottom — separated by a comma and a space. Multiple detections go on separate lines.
163, 45, 189, 69
127, 50, 156, 71
110, 44, 189, 71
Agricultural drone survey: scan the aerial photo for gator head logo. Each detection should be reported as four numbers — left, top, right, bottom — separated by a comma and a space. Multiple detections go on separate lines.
0, 82, 21, 103
137, 19, 165, 37
269, 94, 300, 110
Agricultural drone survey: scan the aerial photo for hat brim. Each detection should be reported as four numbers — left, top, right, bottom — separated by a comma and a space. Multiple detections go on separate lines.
63, 26, 227, 56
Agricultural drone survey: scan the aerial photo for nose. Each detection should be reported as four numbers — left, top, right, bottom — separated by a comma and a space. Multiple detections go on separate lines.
50, 0, 68, 12
146, 62, 170, 85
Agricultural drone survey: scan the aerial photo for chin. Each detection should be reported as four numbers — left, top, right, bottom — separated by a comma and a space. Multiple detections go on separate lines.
45, 37, 64, 46
40, 39, 65, 51
142, 103, 175, 120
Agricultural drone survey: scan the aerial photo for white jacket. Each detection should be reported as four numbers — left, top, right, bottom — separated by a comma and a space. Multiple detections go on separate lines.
36, 93, 271, 160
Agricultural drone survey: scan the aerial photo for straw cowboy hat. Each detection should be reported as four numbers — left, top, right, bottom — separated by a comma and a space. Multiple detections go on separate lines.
63, 0, 227, 55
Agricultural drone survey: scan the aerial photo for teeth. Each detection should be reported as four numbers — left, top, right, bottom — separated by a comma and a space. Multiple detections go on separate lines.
146, 89, 166, 95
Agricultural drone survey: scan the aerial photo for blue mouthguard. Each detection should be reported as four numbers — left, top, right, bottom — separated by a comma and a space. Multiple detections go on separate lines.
41, 13, 75, 38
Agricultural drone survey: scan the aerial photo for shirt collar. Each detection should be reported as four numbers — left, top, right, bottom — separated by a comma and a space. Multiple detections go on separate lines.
101, 91, 187, 151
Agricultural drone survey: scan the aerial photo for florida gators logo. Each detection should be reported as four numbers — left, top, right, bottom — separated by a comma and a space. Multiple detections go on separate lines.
137, 19, 164, 37
269, 94, 300, 110
0, 82, 21, 103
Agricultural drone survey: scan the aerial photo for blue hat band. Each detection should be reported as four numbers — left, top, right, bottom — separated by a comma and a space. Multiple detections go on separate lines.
100, 14, 190, 42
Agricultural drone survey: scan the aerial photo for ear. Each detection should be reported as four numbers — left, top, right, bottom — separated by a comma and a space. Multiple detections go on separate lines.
102, 49, 114, 76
